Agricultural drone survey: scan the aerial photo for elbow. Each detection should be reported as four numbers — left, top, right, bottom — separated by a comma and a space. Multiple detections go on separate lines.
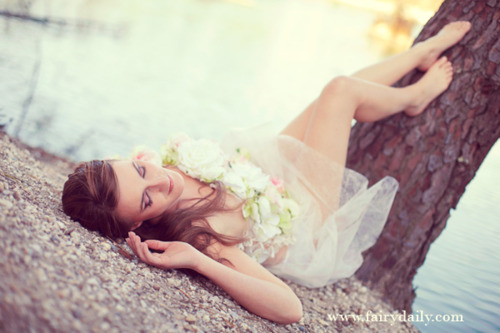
287, 306, 303, 324
276, 299, 303, 324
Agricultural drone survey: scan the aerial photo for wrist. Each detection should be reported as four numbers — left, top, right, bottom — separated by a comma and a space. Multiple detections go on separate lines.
191, 250, 215, 273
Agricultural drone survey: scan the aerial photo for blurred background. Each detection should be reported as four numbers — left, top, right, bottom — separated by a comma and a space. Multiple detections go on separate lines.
1, 0, 499, 332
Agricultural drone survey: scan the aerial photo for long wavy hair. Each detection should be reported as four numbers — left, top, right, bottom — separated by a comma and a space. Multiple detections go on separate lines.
62, 160, 243, 260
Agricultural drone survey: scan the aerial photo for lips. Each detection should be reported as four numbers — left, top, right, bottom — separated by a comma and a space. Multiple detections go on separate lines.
167, 174, 174, 194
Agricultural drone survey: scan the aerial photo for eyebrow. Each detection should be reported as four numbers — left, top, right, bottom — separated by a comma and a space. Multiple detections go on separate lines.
132, 161, 144, 212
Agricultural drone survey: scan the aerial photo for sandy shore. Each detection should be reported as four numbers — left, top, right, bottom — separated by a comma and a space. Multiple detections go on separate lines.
0, 131, 418, 332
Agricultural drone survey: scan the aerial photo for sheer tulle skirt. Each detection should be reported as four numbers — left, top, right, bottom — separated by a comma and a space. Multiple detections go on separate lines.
222, 126, 398, 288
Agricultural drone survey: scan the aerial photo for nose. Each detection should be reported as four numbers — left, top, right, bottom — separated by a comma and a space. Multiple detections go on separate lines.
148, 174, 169, 193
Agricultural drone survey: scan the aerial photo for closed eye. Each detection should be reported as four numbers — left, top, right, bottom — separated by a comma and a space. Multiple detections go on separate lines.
133, 161, 149, 211
144, 192, 153, 208
133, 161, 146, 178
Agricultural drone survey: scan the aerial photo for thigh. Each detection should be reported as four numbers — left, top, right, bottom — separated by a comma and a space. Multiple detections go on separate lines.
280, 99, 317, 141
281, 76, 359, 167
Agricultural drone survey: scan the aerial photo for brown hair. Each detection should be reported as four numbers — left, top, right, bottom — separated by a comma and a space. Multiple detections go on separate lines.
62, 160, 127, 237
62, 160, 243, 259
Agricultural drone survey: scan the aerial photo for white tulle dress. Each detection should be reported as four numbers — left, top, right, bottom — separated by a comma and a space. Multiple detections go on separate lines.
220, 127, 398, 288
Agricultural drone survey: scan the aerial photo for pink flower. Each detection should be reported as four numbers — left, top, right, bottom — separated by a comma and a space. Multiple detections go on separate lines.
270, 176, 285, 194
129, 145, 162, 166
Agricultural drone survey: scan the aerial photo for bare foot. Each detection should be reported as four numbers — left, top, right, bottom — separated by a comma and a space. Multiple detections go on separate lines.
415, 21, 471, 71
405, 57, 453, 116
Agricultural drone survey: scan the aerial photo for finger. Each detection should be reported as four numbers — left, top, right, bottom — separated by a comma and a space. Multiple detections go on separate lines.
140, 242, 163, 266
145, 239, 170, 251
133, 233, 143, 251
130, 233, 145, 258
126, 234, 136, 254
135, 239, 150, 262
127, 232, 139, 255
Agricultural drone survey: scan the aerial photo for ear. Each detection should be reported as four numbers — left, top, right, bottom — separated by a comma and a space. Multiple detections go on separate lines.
130, 221, 143, 230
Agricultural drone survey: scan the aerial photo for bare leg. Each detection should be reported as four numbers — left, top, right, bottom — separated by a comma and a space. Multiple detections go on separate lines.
303, 57, 453, 166
279, 21, 469, 231
282, 21, 471, 141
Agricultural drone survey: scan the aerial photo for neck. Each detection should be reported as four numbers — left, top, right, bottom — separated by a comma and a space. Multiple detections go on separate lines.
176, 167, 213, 205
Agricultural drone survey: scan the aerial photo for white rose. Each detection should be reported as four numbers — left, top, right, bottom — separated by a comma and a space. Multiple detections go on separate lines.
250, 202, 261, 224
282, 198, 300, 217
177, 139, 225, 182
256, 223, 281, 242
231, 162, 269, 193
257, 196, 272, 221
265, 186, 282, 207
221, 171, 246, 199
161, 133, 192, 165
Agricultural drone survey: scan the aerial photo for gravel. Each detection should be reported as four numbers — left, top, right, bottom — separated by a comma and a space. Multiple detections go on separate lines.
0, 131, 419, 332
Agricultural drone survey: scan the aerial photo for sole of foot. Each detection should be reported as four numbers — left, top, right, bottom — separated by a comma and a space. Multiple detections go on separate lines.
417, 21, 471, 72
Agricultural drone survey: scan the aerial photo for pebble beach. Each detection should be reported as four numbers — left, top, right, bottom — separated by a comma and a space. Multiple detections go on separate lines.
0, 131, 419, 332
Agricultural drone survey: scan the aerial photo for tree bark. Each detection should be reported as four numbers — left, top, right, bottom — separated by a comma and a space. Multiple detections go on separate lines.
349, 0, 500, 312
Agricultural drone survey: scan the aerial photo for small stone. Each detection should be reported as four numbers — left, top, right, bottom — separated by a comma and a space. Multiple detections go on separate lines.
50, 235, 60, 245
97, 292, 106, 302
318, 318, 329, 326
57, 289, 70, 298
167, 278, 181, 288
13, 191, 21, 200
185, 314, 196, 323
101, 242, 111, 251
30, 244, 43, 258
64, 224, 78, 235
71, 232, 80, 243
101, 274, 112, 282
97, 306, 109, 317
34, 268, 47, 282
0, 182, 4, 193
87, 277, 99, 286
0, 199, 13, 209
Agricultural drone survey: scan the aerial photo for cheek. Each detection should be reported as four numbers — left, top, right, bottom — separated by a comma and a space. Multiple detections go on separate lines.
174, 174, 185, 194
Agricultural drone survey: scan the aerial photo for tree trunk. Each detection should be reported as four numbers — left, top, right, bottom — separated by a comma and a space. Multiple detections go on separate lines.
349, 0, 500, 312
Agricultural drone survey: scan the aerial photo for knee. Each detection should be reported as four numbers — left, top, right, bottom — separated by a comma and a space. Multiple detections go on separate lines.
321, 75, 353, 98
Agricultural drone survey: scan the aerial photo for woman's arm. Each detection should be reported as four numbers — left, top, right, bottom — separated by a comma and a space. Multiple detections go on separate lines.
127, 232, 302, 324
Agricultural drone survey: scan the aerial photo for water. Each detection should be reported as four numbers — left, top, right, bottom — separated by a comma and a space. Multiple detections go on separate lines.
412, 147, 500, 333
2, 0, 381, 161
2, 1, 499, 332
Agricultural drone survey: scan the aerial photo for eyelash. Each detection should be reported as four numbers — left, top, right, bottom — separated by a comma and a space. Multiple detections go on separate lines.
144, 192, 152, 209
136, 163, 152, 209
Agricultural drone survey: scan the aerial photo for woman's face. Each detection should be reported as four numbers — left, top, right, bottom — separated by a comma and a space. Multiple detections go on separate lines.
112, 160, 184, 230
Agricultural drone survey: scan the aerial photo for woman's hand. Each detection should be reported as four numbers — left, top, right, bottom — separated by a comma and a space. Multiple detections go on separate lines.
126, 232, 201, 270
